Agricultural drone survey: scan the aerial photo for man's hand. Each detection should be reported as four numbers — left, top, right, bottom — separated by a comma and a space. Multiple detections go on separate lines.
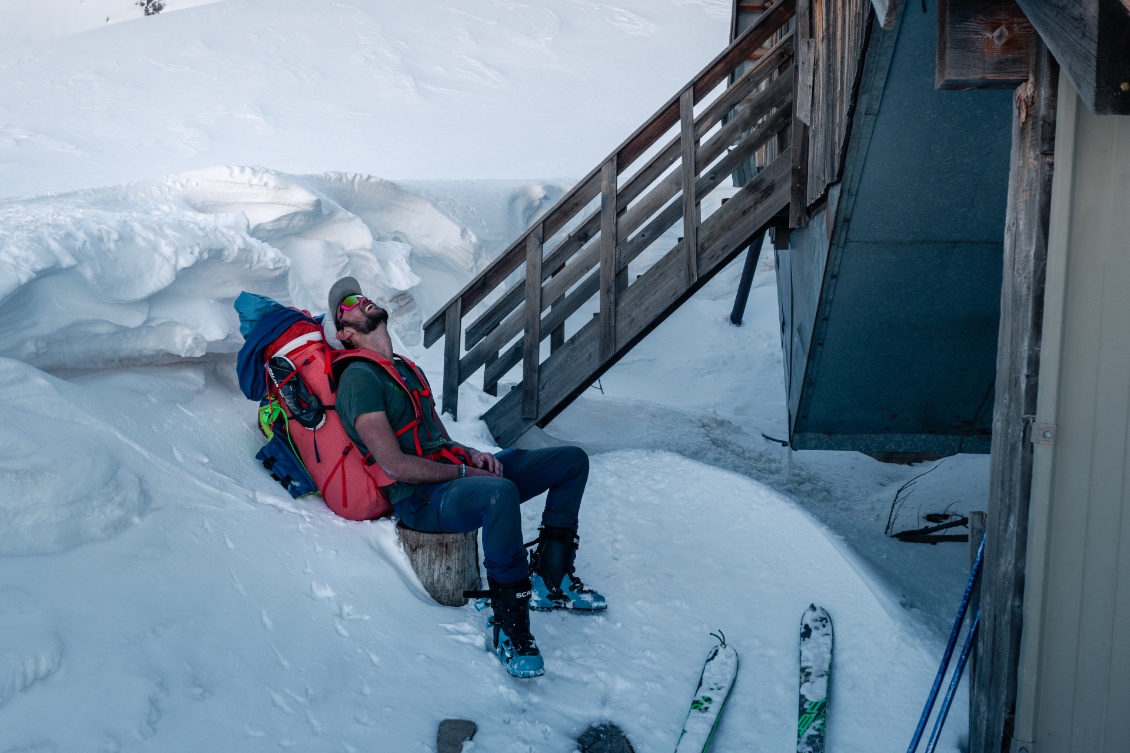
466, 449, 503, 476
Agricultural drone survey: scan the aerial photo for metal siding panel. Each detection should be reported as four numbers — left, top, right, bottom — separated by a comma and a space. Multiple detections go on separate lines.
1035, 90, 1130, 753
1069, 102, 1130, 753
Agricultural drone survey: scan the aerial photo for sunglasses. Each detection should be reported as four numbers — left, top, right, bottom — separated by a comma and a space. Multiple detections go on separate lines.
336, 294, 366, 328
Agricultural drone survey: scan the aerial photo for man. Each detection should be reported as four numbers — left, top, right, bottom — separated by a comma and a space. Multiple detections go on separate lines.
328, 277, 605, 679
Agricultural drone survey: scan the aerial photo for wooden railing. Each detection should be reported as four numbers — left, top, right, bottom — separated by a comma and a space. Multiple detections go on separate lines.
423, 0, 800, 445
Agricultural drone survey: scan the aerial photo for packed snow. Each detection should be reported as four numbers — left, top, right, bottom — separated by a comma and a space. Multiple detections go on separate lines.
0, 1, 986, 751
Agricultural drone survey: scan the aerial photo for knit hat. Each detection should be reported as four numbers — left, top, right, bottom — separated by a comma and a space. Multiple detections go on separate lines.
328, 276, 362, 329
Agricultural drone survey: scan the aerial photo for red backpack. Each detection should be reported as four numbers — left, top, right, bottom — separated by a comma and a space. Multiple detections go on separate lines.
260, 318, 469, 521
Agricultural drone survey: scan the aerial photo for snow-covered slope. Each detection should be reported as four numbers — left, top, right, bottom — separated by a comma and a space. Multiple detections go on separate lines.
0, 0, 221, 51
0, 346, 957, 752
0, 0, 733, 199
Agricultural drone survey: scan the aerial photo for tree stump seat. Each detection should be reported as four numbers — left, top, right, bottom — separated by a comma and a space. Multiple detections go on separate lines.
396, 521, 482, 606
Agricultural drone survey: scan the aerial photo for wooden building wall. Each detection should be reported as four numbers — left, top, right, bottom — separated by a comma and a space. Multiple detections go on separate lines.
778, 1, 1013, 454
1010, 70, 1130, 753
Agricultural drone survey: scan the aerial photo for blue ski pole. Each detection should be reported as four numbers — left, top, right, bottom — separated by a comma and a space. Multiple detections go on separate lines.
923, 607, 981, 753
906, 532, 986, 753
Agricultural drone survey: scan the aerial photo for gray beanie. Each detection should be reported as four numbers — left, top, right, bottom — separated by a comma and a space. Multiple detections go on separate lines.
327, 276, 362, 329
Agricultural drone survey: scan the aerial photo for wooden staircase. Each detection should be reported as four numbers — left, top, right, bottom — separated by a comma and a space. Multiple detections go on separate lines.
423, 0, 801, 447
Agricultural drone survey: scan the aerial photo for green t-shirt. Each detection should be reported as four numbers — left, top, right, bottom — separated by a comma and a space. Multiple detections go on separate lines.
336, 358, 456, 503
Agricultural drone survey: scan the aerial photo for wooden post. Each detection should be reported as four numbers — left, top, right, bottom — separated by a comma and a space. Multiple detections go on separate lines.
522, 225, 544, 420
936, 0, 1034, 91
971, 40, 1057, 753
483, 350, 499, 396
968, 510, 988, 726
1014, 0, 1130, 115
790, 0, 812, 228
730, 230, 767, 325
442, 300, 462, 420
680, 88, 700, 284
599, 157, 619, 361
397, 522, 482, 607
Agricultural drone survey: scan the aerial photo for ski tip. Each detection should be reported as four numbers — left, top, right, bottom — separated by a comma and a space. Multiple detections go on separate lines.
709, 629, 727, 648
800, 605, 833, 638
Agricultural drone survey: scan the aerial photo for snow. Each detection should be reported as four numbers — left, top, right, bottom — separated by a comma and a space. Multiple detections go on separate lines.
0, 0, 734, 199
0, 1, 985, 751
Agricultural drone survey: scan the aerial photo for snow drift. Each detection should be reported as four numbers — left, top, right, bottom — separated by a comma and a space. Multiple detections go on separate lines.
0, 167, 491, 371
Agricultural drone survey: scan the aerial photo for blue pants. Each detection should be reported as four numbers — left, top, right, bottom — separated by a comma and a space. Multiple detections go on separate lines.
393, 446, 589, 586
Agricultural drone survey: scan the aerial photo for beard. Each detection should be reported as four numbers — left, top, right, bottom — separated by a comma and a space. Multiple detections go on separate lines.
350, 305, 389, 335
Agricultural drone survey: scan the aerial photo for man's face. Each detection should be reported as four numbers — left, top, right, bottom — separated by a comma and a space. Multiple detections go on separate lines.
337, 296, 389, 336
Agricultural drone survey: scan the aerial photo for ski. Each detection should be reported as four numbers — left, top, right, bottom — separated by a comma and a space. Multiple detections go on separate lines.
798, 604, 834, 753
673, 631, 739, 753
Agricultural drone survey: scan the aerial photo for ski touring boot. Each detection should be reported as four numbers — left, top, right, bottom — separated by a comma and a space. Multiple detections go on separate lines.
529, 526, 607, 611
484, 577, 544, 678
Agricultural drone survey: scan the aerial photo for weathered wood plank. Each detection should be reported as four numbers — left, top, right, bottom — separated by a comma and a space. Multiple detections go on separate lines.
680, 88, 700, 284
465, 282, 524, 350
1014, 0, 1130, 115
442, 300, 462, 418
618, 102, 792, 273
522, 225, 543, 419
484, 340, 521, 393
619, 75, 792, 254
460, 303, 521, 382
791, 0, 813, 227
693, 0, 797, 102
599, 158, 619, 361
937, 0, 1035, 90
550, 320, 565, 352
697, 32, 795, 137
803, 0, 871, 207
541, 241, 600, 314
464, 205, 601, 350
970, 40, 1058, 753
796, 37, 815, 126
483, 350, 499, 396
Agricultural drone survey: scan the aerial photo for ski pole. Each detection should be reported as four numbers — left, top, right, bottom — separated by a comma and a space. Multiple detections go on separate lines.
906, 532, 986, 753
923, 607, 981, 753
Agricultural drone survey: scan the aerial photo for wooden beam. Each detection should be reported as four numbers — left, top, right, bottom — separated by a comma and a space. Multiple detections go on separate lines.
1014, 0, 1130, 114
599, 157, 619, 362
522, 225, 543, 420
970, 40, 1058, 753
442, 300, 461, 419
790, 0, 812, 228
937, 0, 1035, 90
680, 89, 700, 285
